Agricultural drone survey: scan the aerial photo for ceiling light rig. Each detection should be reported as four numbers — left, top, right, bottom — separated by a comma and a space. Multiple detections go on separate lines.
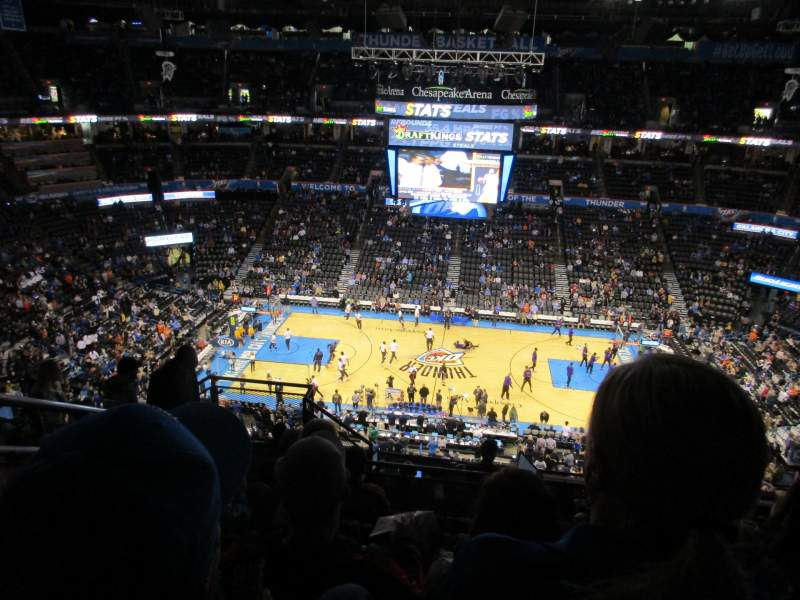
351, 46, 544, 84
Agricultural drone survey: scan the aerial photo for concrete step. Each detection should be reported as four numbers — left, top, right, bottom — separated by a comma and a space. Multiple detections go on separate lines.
337, 249, 360, 295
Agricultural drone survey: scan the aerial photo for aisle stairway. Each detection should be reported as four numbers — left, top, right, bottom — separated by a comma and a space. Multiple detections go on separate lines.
554, 264, 570, 302
446, 256, 461, 287
553, 210, 570, 304
662, 271, 689, 320
233, 242, 263, 287
337, 249, 360, 295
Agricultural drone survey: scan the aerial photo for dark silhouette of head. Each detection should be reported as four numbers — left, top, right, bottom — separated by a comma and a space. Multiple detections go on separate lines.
275, 436, 347, 545
175, 343, 198, 370
472, 468, 560, 541
586, 354, 766, 540
0, 404, 220, 598
116, 355, 140, 379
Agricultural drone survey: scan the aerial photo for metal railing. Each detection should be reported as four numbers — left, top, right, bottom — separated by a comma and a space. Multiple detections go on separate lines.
0, 393, 105, 454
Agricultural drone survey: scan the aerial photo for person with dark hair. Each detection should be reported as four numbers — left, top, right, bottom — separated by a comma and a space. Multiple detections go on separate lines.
147, 343, 200, 410
29, 358, 66, 402
471, 468, 560, 542
449, 354, 769, 600
171, 402, 252, 506
746, 477, 800, 599
263, 437, 415, 600
0, 404, 221, 599
476, 438, 498, 471
102, 356, 140, 407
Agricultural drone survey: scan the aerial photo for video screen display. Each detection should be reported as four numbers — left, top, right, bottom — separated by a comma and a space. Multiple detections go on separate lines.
398, 148, 501, 206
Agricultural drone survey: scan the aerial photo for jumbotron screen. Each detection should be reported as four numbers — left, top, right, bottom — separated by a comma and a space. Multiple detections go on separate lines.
397, 148, 501, 218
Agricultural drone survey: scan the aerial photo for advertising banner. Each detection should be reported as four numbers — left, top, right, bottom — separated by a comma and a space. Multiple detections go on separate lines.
388, 119, 514, 151
375, 82, 536, 105
749, 272, 800, 294
375, 99, 535, 120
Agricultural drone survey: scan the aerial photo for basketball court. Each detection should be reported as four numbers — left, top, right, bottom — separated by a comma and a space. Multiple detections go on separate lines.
212, 306, 638, 427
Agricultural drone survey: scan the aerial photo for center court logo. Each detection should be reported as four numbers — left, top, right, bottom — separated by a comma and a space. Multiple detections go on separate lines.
399, 348, 476, 379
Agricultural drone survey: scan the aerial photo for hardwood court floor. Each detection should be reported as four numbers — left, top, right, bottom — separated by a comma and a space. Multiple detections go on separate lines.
249, 311, 628, 427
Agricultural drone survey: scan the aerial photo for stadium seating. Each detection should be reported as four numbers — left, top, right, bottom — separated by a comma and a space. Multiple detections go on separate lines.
247, 191, 365, 296
349, 206, 453, 304
512, 155, 600, 197
663, 213, 797, 324
561, 206, 669, 324
3, 16, 800, 600
457, 206, 558, 311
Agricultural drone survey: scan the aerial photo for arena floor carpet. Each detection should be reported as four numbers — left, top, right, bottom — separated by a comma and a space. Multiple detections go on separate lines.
214, 308, 640, 427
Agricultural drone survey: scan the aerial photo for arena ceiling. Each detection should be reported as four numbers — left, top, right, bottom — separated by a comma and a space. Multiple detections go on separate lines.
32, 0, 800, 44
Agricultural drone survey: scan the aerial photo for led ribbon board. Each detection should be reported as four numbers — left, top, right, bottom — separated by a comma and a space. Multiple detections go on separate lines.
733, 222, 798, 240
97, 193, 153, 207
388, 119, 514, 151
163, 190, 216, 201
144, 232, 194, 248
749, 272, 800, 294
376, 100, 536, 121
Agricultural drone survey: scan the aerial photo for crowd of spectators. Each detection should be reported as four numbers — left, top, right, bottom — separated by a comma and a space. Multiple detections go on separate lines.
456, 204, 559, 311
243, 191, 366, 297
663, 213, 797, 325
350, 205, 454, 306
0, 192, 267, 403
562, 206, 671, 327
2, 351, 797, 600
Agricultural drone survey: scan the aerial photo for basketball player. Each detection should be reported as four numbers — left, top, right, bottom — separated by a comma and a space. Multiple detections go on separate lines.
380, 340, 387, 364
397, 309, 405, 329
389, 339, 399, 363
414, 305, 421, 326
501, 373, 512, 400
566, 362, 575, 388
521, 366, 533, 391
579, 344, 589, 367
602, 347, 613, 368
284, 328, 292, 351
587, 352, 597, 374
551, 317, 563, 336
425, 327, 435, 351
338, 351, 349, 381
312, 348, 324, 372
355, 310, 363, 329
